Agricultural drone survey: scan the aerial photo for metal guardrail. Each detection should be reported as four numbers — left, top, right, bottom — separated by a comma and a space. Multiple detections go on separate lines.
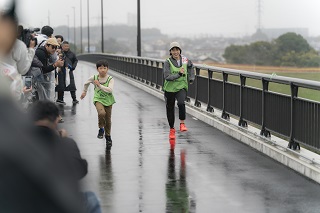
78, 53, 320, 151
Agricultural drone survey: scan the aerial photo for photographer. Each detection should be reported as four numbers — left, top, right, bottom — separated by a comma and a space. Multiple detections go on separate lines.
54, 35, 64, 86
4, 25, 36, 76
35, 25, 54, 49
33, 38, 64, 101
56, 41, 79, 104
2, 15, 36, 101
35, 38, 63, 74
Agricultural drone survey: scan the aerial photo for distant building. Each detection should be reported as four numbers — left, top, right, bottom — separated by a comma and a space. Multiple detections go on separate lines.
196, 55, 220, 64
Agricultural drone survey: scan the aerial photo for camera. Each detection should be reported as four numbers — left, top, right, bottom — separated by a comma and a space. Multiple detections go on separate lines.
59, 52, 66, 60
18, 25, 40, 48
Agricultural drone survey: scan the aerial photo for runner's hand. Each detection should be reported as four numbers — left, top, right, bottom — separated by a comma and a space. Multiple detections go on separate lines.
80, 92, 86, 100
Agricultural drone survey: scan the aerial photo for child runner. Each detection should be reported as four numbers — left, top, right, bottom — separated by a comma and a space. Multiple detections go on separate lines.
80, 59, 115, 150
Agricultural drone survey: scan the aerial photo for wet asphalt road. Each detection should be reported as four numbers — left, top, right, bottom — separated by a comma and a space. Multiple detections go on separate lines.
59, 61, 320, 213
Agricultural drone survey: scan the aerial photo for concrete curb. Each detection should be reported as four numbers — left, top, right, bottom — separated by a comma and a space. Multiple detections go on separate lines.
110, 69, 320, 184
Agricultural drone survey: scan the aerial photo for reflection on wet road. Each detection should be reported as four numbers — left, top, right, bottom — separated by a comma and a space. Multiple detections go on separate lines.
166, 148, 196, 212
60, 61, 320, 213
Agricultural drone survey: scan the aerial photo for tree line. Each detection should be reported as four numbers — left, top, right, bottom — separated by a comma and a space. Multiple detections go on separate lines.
223, 32, 320, 67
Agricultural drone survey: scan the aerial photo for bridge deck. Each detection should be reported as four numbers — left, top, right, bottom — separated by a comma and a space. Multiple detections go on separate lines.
59, 61, 320, 213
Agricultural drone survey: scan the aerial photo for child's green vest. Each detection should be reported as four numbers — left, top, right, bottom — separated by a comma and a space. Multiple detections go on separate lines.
93, 75, 115, 106
163, 56, 188, 92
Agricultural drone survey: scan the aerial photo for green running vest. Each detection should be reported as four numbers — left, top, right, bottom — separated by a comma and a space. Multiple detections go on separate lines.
163, 56, 188, 92
93, 75, 116, 106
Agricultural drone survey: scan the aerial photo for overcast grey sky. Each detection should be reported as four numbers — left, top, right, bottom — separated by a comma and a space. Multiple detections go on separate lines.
2, 0, 320, 37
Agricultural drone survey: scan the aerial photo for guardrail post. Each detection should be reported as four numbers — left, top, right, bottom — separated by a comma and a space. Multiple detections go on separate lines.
150, 61, 154, 87
160, 62, 164, 91
127, 58, 131, 77
221, 72, 230, 119
288, 84, 300, 150
141, 59, 146, 83
143, 60, 152, 85
206, 69, 214, 112
137, 59, 141, 81
194, 68, 201, 107
130, 58, 134, 78
155, 61, 159, 89
117, 56, 120, 72
122, 57, 125, 74
238, 75, 247, 127
260, 78, 271, 137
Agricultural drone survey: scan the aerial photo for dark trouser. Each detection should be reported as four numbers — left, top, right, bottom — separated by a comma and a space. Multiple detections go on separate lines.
164, 89, 187, 129
57, 91, 77, 101
95, 102, 113, 136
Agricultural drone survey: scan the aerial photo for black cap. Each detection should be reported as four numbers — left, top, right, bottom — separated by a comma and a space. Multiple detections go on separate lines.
41, 26, 54, 37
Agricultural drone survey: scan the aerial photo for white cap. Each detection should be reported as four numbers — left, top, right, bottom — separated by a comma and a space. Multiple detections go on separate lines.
169, 41, 181, 51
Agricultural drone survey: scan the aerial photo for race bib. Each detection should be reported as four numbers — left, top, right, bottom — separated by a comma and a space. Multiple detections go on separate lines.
182, 55, 188, 64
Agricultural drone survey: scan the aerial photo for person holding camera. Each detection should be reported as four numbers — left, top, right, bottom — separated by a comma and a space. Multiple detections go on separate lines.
54, 35, 63, 86
6, 30, 36, 76
36, 37, 63, 75
35, 25, 54, 49
2, 13, 36, 101
55, 41, 79, 105
33, 37, 64, 101
55, 35, 64, 46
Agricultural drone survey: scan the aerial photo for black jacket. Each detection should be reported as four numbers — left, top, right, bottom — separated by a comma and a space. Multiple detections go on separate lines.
33, 126, 88, 181
56, 50, 78, 92
35, 46, 55, 74
64, 50, 78, 71
0, 97, 85, 213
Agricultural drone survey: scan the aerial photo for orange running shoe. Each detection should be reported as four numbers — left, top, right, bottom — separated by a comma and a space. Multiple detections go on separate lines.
180, 123, 188, 132
169, 128, 176, 139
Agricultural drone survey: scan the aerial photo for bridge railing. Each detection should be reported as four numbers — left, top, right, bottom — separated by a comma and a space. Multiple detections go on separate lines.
78, 53, 320, 151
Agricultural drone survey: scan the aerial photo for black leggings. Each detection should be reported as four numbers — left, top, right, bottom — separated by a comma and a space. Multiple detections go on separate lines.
164, 89, 186, 129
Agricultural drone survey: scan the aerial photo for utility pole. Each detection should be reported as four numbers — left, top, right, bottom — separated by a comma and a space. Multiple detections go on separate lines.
137, 0, 141, 56
101, 0, 104, 53
80, 0, 83, 53
67, 15, 70, 41
72, 7, 76, 50
87, 0, 90, 53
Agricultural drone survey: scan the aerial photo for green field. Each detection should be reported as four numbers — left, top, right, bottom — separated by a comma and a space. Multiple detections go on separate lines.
210, 72, 320, 102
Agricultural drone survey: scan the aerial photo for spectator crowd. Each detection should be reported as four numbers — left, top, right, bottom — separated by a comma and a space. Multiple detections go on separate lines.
0, 2, 102, 213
